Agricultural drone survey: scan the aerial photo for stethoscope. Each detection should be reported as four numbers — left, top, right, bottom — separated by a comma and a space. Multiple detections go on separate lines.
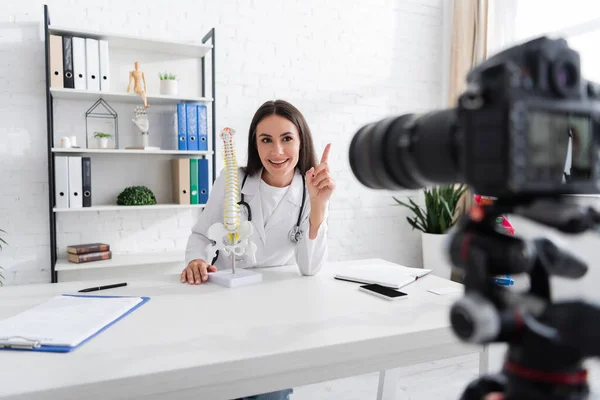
210, 172, 306, 266
238, 172, 306, 244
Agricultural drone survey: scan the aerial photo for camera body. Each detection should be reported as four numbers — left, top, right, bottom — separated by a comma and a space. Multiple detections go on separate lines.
458, 36, 600, 197
349, 36, 600, 199
349, 36, 600, 400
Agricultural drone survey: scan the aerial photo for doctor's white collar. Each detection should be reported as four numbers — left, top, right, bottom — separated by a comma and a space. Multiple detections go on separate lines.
240, 168, 305, 207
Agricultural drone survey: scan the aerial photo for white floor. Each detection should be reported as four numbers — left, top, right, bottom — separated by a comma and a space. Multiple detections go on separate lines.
293, 353, 600, 399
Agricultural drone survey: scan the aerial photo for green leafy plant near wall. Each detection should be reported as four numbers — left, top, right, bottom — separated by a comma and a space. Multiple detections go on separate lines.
393, 184, 467, 234
0, 229, 6, 286
117, 186, 157, 206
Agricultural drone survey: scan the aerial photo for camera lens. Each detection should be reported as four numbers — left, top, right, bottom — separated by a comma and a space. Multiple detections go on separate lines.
349, 109, 461, 190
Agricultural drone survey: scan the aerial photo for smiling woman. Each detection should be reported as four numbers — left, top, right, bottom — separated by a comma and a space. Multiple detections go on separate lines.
182, 99, 335, 399
184, 99, 335, 281
243, 100, 318, 186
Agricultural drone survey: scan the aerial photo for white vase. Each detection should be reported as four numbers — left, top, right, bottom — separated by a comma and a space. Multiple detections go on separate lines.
421, 232, 453, 280
99, 137, 109, 148
160, 80, 178, 96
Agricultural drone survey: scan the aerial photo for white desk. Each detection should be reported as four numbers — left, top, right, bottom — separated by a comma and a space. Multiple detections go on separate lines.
0, 259, 484, 400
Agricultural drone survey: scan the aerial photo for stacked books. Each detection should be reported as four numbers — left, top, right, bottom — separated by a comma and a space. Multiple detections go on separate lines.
67, 243, 112, 264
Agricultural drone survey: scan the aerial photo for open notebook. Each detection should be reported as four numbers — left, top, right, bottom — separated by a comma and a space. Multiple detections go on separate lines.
0, 294, 149, 352
335, 262, 431, 289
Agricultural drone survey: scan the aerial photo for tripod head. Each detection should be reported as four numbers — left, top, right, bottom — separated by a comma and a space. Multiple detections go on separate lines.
448, 196, 600, 400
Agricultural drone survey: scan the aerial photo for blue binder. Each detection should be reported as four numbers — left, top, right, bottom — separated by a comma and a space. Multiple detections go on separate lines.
197, 105, 208, 151
177, 103, 187, 150
0, 294, 150, 353
186, 104, 199, 151
198, 158, 209, 204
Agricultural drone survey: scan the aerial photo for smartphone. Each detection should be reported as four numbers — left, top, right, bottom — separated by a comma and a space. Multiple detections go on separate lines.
358, 284, 407, 301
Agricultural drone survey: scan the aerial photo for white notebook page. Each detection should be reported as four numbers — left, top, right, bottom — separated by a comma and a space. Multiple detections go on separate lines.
335, 263, 431, 288
0, 295, 143, 347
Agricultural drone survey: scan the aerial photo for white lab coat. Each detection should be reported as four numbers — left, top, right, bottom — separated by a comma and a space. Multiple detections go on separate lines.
185, 167, 328, 275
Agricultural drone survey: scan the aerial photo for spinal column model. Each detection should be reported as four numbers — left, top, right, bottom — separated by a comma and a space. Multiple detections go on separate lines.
206, 127, 257, 273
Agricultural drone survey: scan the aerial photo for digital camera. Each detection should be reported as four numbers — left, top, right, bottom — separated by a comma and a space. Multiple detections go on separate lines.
349, 36, 600, 198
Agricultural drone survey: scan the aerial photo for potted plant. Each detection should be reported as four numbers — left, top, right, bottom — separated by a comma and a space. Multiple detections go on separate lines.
0, 229, 6, 286
394, 184, 466, 279
93, 132, 113, 149
116, 186, 157, 206
159, 72, 178, 96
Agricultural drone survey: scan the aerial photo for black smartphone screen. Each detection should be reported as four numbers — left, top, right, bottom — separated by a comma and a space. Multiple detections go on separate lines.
361, 284, 407, 298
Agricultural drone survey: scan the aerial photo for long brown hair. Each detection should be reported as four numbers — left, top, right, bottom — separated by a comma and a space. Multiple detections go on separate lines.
242, 100, 317, 176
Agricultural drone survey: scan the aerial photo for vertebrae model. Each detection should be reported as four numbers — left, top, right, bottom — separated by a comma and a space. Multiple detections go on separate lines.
206, 127, 257, 271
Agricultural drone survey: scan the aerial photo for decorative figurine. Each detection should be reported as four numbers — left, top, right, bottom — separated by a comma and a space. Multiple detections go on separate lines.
126, 61, 149, 108
128, 106, 159, 150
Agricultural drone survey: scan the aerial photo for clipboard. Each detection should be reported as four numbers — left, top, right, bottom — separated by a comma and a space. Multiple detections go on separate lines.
0, 294, 150, 353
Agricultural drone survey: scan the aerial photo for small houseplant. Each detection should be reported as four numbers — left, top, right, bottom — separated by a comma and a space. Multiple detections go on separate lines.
394, 184, 466, 278
117, 186, 157, 206
159, 72, 178, 96
93, 132, 113, 148
0, 229, 6, 286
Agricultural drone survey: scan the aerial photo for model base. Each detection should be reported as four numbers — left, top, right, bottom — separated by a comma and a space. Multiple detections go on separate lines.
208, 269, 262, 288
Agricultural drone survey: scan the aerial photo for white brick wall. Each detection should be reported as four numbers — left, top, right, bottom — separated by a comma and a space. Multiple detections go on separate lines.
0, 0, 446, 284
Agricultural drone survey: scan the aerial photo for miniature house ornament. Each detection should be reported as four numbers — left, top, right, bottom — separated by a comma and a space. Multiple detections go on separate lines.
85, 98, 118, 149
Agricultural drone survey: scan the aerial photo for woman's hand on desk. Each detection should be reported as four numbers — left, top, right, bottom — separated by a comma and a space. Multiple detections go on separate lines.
181, 259, 217, 284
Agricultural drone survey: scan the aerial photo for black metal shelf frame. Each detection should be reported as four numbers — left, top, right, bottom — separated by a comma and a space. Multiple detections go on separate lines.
43, 5, 217, 283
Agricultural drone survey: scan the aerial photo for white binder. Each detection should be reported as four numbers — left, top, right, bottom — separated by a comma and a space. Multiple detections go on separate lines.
68, 156, 82, 208
72, 36, 87, 90
54, 156, 69, 209
99, 40, 110, 92
85, 38, 100, 91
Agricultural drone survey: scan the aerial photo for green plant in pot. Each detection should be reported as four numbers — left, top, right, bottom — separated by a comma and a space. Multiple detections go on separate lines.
393, 184, 466, 279
159, 72, 178, 96
117, 186, 157, 206
158, 72, 177, 81
94, 132, 113, 149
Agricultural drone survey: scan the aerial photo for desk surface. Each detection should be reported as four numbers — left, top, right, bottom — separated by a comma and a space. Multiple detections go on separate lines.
0, 259, 477, 400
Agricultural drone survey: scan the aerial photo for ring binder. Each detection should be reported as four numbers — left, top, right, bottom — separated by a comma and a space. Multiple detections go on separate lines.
0, 336, 41, 349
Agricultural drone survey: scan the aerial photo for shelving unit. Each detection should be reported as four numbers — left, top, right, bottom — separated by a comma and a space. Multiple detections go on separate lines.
43, 5, 217, 282
50, 87, 213, 105
53, 204, 206, 212
55, 251, 185, 272
48, 25, 212, 58
51, 148, 212, 156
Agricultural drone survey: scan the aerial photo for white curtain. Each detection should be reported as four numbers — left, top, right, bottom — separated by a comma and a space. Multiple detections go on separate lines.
486, 0, 519, 55
447, 0, 489, 107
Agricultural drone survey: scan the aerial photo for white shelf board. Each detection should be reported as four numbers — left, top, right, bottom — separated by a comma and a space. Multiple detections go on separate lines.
50, 88, 212, 105
51, 148, 212, 156
53, 204, 206, 212
48, 25, 212, 58
55, 251, 185, 271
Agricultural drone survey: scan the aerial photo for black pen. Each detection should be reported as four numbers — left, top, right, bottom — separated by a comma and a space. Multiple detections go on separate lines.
78, 282, 127, 293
